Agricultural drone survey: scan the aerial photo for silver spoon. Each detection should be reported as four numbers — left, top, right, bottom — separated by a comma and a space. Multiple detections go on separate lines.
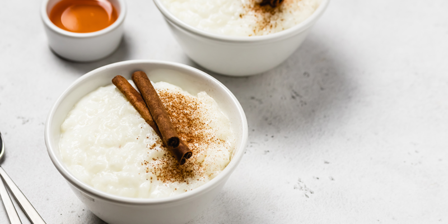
0, 132, 46, 224
0, 133, 21, 223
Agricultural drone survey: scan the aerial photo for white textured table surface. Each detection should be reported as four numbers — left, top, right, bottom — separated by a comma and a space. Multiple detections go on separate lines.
1, 0, 447, 223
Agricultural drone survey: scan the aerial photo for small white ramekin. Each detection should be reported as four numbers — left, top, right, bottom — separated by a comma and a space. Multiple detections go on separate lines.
153, 0, 330, 76
45, 60, 248, 224
41, 0, 126, 62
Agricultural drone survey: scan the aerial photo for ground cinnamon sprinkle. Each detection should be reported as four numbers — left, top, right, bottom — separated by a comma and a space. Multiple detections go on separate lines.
243, 0, 292, 36
143, 89, 226, 184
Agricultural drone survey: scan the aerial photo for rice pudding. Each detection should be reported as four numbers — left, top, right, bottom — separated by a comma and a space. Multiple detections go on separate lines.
59, 81, 235, 198
161, 0, 321, 36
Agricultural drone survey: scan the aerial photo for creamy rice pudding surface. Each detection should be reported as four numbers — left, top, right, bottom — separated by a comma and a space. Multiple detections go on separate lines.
59, 81, 235, 198
161, 0, 321, 36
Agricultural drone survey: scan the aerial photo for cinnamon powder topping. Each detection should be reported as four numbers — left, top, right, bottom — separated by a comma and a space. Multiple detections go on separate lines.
260, 0, 284, 8
243, 0, 292, 36
144, 89, 226, 183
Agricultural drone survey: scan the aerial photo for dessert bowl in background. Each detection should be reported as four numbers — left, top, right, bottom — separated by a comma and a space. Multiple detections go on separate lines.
41, 0, 126, 62
153, 0, 330, 76
45, 60, 248, 224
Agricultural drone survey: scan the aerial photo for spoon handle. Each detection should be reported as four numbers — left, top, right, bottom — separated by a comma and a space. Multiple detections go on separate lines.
0, 173, 22, 224
0, 167, 46, 224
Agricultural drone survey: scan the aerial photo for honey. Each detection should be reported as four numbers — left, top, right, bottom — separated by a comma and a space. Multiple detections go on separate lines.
49, 0, 118, 33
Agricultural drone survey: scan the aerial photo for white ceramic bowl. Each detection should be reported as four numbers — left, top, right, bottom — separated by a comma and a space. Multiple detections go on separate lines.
45, 60, 248, 224
153, 0, 330, 76
41, 0, 126, 62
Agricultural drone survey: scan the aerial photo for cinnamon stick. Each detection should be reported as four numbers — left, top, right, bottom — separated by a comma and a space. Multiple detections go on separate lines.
112, 74, 192, 165
173, 140, 192, 165
112, 75, 161, 137
132, 71, 180, 148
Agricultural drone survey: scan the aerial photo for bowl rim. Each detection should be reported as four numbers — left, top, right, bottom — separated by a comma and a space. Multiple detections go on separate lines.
44, 60, 248, 205
153, 0, 330, 42
40, 0, 127, 38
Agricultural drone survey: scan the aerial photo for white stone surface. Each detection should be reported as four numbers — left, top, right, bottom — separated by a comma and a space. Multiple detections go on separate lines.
0, 0, 447, 223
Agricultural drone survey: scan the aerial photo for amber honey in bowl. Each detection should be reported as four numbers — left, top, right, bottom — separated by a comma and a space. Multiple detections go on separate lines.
49, 0, 118, 33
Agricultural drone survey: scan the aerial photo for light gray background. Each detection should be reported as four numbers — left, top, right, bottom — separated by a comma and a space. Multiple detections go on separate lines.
1, 0, 447, 223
